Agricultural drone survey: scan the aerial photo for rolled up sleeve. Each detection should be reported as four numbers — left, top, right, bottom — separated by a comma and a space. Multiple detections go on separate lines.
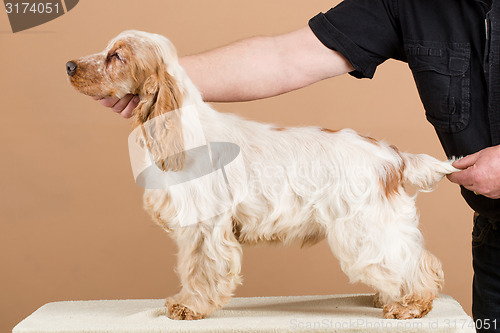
309, 0, 404, 79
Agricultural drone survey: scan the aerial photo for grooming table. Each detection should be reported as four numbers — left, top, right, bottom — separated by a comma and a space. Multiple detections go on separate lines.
13, 294, 475, 333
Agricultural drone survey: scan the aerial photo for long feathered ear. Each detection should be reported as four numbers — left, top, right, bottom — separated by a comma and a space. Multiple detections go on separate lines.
134, 67, 185, 172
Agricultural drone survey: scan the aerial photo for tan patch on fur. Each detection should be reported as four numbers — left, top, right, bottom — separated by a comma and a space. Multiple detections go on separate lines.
272, 127, 286, 131
382, 164, 403, 197
381, 146, 406, 198
133, 67, 183, 125
361, 134, 379, 145
232, 219, 242, 242
321, 128, 339, 133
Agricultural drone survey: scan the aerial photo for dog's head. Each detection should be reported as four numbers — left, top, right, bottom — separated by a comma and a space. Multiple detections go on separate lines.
66, 30, 183, 121
67, 30, 185, 171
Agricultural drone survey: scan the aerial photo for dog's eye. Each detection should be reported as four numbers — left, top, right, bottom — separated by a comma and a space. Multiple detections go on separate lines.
110, 52, 122, 61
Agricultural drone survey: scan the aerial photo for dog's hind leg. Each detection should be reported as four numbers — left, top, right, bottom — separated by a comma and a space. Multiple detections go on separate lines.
165, 213, 242, 320
326, 213, 406, 312
326, 200, 442, 319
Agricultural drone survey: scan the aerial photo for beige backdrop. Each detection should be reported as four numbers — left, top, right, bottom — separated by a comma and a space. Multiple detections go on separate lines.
0, 0, 474, 331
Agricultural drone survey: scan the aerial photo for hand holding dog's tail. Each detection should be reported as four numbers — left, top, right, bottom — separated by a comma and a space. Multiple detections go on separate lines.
447, 145, 500, 199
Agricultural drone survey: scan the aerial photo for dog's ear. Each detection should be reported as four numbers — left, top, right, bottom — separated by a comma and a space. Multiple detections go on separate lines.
135, 69, 185, 172
134, 74, 159, 123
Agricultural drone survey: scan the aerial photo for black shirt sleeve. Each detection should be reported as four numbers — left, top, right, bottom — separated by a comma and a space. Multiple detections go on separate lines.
309, 0, 404, 79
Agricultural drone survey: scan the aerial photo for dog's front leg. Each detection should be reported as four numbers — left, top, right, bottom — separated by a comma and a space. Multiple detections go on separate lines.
165, 215, 243, 320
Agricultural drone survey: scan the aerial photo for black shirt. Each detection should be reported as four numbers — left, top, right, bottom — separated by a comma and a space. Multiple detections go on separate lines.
309, 0, 500, 220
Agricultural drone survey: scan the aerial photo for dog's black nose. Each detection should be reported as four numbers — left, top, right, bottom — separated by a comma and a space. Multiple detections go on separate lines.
66, 61, 77, 76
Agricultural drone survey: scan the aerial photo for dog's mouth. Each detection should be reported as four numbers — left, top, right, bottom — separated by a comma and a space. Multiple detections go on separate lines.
66, 64, 115, 99
68, 80, 110, 99
66, 59, 105, 97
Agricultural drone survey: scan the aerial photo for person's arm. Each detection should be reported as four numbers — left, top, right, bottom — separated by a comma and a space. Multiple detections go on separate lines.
99, 26, 353, 118
181, 26, 353, 102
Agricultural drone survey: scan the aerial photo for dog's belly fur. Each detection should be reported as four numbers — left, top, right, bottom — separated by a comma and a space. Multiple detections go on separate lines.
143, 187, 327, 246
231, 205, 326, 247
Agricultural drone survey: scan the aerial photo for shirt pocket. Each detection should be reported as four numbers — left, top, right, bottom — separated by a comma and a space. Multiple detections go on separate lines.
404, 40, 471, 133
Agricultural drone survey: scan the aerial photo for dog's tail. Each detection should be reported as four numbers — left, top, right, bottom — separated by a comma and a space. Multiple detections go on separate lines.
400, 153, 459, 191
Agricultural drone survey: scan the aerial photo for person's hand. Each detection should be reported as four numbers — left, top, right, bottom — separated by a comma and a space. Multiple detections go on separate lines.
93, 94, 139, 119
447, 145, 500, 199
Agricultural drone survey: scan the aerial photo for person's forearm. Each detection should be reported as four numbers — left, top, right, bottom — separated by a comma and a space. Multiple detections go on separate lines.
179, 27, 353, 102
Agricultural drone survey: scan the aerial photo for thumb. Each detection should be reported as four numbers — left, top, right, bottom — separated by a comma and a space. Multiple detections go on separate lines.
447, 167, 474, 186
453, 152, 480, 170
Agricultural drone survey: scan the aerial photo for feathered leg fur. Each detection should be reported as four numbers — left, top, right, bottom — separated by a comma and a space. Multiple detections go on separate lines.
165, 213, 243, 319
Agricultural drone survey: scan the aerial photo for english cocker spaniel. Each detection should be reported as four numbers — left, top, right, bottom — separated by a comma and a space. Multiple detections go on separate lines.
66, 30, 458, 320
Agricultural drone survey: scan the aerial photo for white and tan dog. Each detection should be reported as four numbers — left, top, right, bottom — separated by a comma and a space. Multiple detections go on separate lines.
67, 30, 458, 320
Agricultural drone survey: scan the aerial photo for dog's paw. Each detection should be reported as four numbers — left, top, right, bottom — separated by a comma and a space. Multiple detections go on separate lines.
382, 300, 432, 320
165, 299, 205, 320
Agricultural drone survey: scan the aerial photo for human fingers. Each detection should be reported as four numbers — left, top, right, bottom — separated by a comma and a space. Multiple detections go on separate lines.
119, 95, 139, 119
98, 96, 121, 108
452, 152, 480, 170
446, 166, 475, 187
110, 94, 135, 113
